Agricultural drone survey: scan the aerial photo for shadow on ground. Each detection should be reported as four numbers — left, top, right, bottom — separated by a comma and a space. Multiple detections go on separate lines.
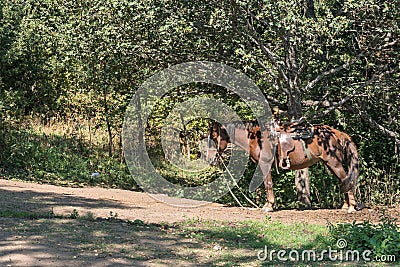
0, 187, 253, 266
0, 216, 333, 267
0, 186, 136, 216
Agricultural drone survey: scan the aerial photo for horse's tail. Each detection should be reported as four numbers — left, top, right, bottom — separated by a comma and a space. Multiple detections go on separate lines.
341, 134, 359, 193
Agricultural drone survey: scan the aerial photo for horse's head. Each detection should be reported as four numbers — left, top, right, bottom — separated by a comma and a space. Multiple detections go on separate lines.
205, 121, 230, 166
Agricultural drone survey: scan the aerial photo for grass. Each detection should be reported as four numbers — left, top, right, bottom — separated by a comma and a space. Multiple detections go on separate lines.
0, 209, 326, 266
180, 217, 329, 250
1, 209, 398, 266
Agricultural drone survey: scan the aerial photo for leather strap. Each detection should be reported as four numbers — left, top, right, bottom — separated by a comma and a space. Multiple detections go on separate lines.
301, 139, 313, 161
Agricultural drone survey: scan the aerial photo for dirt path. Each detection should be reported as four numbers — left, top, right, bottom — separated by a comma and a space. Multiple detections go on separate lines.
1, 179, 399, 225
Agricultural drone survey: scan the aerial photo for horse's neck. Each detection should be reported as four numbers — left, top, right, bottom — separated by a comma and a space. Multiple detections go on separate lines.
229, 127, 250, 153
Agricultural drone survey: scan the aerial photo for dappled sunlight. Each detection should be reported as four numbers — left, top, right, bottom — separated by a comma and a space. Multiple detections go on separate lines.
0, 228, 76, 267
0, 217, 262, 267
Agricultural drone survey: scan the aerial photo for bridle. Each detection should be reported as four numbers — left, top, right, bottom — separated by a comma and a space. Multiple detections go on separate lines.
207, 122, 226, 165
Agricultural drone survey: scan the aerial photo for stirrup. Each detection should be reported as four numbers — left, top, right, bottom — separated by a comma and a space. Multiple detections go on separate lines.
285, 158, 291, 169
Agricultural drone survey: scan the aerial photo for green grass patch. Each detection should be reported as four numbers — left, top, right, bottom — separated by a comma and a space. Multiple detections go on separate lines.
0, 210, 56, 219
180, 218, 329, 250
1, 208, 398, 266
0, 209, 89, 220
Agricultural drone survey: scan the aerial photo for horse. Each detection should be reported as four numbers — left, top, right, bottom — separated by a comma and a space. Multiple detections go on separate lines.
206, 118, 361, 213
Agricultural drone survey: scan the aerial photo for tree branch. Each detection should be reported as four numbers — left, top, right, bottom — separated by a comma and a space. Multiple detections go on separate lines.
304, 52, 365, 92
345, 105, 400, 147
229, 3, 290, 94
245, 9, 289, 87
265, 95, 287, 110
311, 66, 399, 119
304, 40, 398, 92
256, 58, 290, 95
295, 54, 311, 87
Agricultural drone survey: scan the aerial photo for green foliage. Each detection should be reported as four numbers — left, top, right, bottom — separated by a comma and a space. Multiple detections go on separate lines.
329, 212, 400, 260
0, 124, 135, 190
0, 0, 399, 208
0, 210, 56, 219
107, 211, 119, 221
69, 209, 80, 219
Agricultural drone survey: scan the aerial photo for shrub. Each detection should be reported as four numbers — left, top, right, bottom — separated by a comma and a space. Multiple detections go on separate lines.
328, 211, 400, 260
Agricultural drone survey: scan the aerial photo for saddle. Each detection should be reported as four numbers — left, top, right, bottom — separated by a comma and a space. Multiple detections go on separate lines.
286, 117, 314, 140
276, 117, 314, 169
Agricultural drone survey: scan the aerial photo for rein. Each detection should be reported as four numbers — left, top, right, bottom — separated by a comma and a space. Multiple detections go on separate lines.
219, 158, 261, 209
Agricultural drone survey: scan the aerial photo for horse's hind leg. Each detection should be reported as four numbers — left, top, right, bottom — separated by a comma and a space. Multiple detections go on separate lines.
262, 171, 275, 212
340, 171, 357, 213
325, 161, 357, 213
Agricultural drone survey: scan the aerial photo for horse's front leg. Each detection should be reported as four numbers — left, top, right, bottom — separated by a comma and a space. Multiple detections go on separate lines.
343, 191, 357, 213
262, 171, 275, 212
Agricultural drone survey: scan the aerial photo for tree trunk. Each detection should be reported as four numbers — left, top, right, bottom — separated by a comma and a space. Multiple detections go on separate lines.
103, 87, 113, 158
287, 75, 311, 208
295, 168, 311, 208
287, 87, 311, 208
287, 92, 303, 120
288, 96, 311, 208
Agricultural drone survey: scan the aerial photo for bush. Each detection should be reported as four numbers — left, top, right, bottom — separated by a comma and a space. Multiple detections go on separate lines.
328, 211, 400, 260
0, 125, 136, 190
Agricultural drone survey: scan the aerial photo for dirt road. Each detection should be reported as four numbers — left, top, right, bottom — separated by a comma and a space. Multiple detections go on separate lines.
1, 179, 398, 225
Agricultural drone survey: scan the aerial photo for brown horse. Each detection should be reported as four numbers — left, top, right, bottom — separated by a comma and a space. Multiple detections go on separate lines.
206, 118, 360, 213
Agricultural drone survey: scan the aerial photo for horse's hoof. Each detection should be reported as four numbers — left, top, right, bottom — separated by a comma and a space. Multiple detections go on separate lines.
347, 206, 356, 214
355, 203, 367, 211
262, 206, 274, 212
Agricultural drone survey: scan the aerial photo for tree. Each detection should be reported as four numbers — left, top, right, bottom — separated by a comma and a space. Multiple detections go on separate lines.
227, 0, 399, 206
